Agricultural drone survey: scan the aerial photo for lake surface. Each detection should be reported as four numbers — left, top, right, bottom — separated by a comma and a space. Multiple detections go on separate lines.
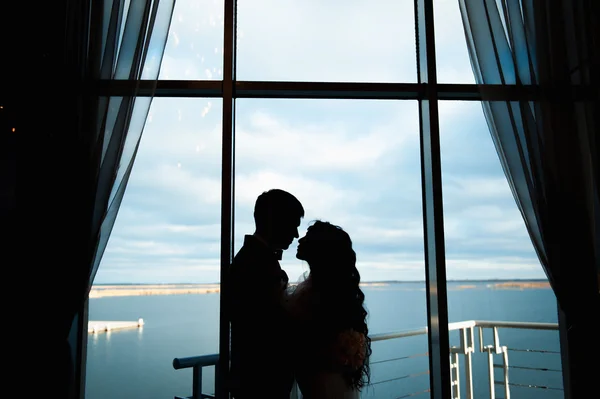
86, 282, 562, 399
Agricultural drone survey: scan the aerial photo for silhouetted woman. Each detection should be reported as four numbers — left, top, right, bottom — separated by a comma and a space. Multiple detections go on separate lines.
286, 221, 371, 399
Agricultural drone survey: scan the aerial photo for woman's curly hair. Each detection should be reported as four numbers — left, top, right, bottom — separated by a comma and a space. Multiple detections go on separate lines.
301, 220, 372, 390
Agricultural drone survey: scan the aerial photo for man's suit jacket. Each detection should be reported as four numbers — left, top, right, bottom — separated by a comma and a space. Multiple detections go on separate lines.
228, 235, 293, 398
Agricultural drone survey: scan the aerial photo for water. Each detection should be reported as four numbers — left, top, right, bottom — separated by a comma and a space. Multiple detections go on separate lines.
86, 282, 562, 399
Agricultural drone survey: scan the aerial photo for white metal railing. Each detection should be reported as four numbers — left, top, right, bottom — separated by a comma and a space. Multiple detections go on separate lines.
172, 320, 560, 399
173, 354, 219, 399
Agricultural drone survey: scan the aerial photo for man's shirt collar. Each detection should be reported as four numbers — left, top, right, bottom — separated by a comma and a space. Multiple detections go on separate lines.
245, 234, 283, 260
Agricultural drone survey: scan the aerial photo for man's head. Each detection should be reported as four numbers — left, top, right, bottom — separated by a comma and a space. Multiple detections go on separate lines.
254, 189, 304, 250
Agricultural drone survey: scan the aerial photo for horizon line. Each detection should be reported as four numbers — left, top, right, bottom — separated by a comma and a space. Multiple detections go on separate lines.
93, 278, 549, 286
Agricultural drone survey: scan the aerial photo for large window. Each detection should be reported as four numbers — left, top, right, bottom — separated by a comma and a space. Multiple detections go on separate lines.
86, 1, 565, 399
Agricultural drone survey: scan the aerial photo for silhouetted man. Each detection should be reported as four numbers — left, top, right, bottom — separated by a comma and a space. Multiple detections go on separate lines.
229, 189, 304, 399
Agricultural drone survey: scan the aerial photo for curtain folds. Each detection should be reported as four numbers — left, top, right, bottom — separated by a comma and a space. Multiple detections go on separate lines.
458, 0, 598, 318
88, 0, 175, 288
44, 0, 175, 397
55, 1, 174, 395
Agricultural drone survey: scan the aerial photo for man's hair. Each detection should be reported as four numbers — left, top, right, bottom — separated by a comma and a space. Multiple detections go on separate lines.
253, 189, 304, 229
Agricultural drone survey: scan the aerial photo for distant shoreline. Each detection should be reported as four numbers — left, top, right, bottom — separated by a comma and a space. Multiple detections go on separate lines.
90, 280, 550, 298
89, 284, 221, 298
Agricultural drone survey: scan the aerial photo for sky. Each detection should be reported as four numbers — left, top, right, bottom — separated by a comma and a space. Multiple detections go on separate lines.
94, 0, 545, 284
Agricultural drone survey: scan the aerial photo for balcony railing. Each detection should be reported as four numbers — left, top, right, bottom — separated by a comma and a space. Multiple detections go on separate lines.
172, 320, 561, 399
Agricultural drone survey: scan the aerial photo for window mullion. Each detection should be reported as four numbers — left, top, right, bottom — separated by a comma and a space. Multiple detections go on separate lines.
416, 0, 452, 399
218, 0, 237, 398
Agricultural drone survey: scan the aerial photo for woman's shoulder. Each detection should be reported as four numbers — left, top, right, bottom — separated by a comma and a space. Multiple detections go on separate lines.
284, 281, 314, 316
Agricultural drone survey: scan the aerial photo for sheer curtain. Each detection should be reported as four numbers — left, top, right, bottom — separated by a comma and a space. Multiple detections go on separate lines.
459, 0, 598, 395
60, 0, 175, 396
88, 0, 175, 288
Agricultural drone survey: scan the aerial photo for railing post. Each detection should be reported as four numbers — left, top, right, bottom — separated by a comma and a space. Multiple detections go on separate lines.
462, 327, 474, 399
486, 347, 495, 399
450, 350, 461, 399
501, 346, 510, 399
192, 365, 203, 399
464, 350, 474, 399
493, 327, 501, 354
214, 360, 220, 399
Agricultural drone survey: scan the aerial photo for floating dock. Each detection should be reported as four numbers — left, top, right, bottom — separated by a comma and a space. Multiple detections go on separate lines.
88, 318, 144, 334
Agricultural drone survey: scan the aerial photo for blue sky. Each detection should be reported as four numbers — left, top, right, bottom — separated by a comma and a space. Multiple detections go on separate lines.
95, 0, 544, 284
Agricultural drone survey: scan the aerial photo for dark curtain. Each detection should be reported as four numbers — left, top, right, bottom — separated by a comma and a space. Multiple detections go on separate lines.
459, 0, 599, 396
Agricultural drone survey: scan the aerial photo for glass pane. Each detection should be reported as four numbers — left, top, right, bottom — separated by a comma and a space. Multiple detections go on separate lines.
159, 0, 224, 80
87, 98, 223, 399
439, 101, 563, 399
234, 99, 429, 398
237, 0, 417, 82
433, 0, 475, 83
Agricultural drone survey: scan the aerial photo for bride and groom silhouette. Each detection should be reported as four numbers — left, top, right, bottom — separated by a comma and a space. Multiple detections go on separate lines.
229, 189, 372, 399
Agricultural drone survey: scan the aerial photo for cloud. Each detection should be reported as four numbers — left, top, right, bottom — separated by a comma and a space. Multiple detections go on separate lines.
445, 257, 541, 280
94, 0, 546, 284
96, 96, 544, 283
443, 176, 514, 203
157, 0, 475, 84
158, 0, 224, 80
99, 259, 221, 284
236, 171, 364, 217
235, 108, 418, 172
433, 0, 477, 83
236, 0, 417, 82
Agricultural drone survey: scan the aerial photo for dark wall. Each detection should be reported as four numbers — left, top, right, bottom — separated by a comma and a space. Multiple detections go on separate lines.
2, 1, 80, 398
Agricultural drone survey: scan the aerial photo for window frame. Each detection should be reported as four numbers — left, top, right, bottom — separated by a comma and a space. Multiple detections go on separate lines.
82, 0, 581, 398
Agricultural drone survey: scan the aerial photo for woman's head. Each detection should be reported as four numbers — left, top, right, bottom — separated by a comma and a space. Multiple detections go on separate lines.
296, 221, 357, 278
